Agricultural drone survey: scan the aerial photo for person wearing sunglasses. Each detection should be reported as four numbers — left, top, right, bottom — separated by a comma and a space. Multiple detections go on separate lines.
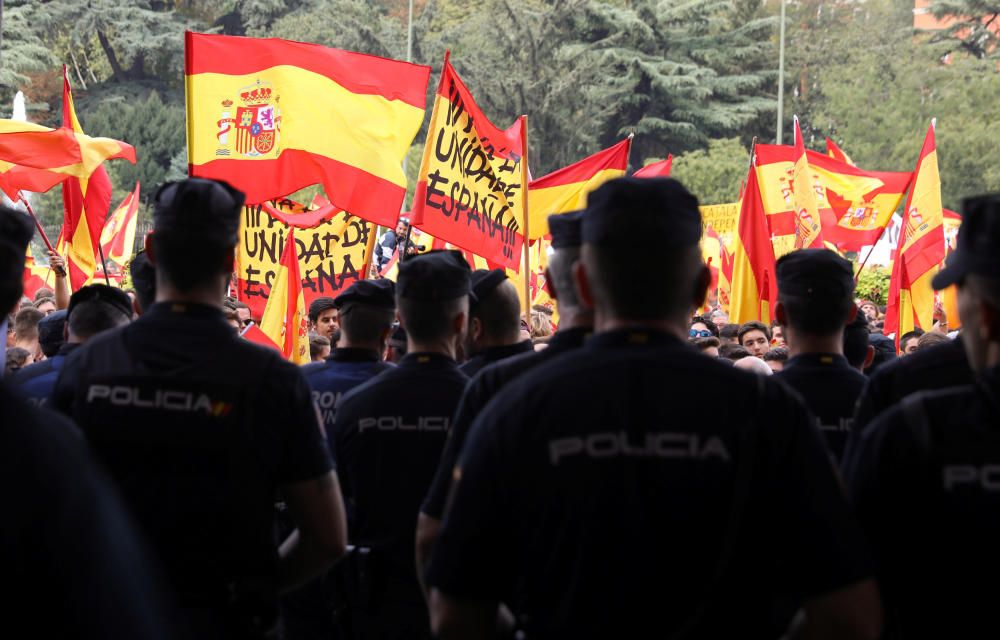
688, 315, 719, 341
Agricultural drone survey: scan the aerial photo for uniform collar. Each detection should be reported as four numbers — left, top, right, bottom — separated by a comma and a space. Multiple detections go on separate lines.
55, 343, 80, 357
477, 340, 534, 362
586, 327, 685, 350
400, 352, 459, 369
785, 353, 850, 369
548, 326, 592, 351
328, 347, 381, 363
145, 301, 227, 321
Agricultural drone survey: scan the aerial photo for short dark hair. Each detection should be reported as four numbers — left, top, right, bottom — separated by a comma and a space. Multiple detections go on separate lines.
843, 320, 870, 368
899, 329, 925, 346
720, 323, 740, 340
129, 251, 156, 312
917, 332, 949, 350
762, 347, 789, 363
68, 299, 131, 340
584, 243, 703, 321
14, 306, 44, 339
398, 296, 467, 343
5, 346, 30, 371
470, 280, 521, 343
309, 333, 331, 360
34, 287, 54, 301
339, 302, 395, 345
737, 321, 771, 344
690, 315, 719, 338
694, 336, 721, 351
719, 343, 751, 361
33, 296, 55, 310
778, 291, 854, 336
151, 230, 234, 291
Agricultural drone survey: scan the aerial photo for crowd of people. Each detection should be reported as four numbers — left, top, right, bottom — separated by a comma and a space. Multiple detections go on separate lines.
2, 175, 998, 639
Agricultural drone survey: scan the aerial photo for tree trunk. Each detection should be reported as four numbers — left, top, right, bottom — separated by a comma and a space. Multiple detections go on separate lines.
97, 29, 126, 82
128, 51, 145, 80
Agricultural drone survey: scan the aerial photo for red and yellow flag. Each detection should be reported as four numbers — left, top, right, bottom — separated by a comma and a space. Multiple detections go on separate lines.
791, 118, 824, 250
410, 54, 527, 270
185, 32, 430, 222
941, 208, 962, 330
728, 161, 777, 324
884, 123, 945, 342
825, 138, 855, 166
527, 138, 631, 239
633, 154, 673, 178
58, 67, 120, 290
259, 228, 310, 363
22, 246, 58, 300
705, 225, 733, 313
100, 182, 141, 266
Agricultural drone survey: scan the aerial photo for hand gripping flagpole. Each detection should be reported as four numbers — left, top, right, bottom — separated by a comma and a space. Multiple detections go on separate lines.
17, 191, 67, 278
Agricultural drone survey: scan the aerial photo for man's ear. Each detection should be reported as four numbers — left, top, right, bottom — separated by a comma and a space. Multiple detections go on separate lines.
544, 267, 558, 301
693, 264, 710, 311
846, 304, 859, 325
775, 301, 787, 326
223, 247, 236, 273
863, 345, 875, 370
573, 260, 595, 311
144, 234, 156, 266
468, 316, 482, 342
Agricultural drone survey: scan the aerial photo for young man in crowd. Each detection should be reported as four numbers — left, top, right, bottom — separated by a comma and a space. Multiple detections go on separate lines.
738, 320, 771, 356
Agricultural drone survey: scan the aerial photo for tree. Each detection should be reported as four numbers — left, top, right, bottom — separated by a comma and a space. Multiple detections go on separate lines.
0, 0, 56, 91
928, 0, 1000, 59
669, 137, 750, 205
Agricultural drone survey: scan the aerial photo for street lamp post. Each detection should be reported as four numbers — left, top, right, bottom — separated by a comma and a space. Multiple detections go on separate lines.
776, 0, 786, 145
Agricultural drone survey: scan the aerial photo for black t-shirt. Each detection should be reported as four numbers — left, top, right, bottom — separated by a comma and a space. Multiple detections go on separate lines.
333, 351, 467, 597
51, 302, 332, 613
427, 328, 872, 638
459, 340, 534, 378
776, 353, 867, 462
1, 381, 177, 639
845, 367, 1000, 638
423, 327, 590, 519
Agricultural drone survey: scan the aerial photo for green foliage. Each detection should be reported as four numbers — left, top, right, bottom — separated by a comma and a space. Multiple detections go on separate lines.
0, 0, 57, 90
84, 92, 186, 203
856, 264, 891, 305
670, 138, 750, 205
928, 0, 1000, 59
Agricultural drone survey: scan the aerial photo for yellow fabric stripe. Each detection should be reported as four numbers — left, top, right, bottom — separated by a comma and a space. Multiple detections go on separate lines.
527, 168, 624, 239
187, 66, 424, 188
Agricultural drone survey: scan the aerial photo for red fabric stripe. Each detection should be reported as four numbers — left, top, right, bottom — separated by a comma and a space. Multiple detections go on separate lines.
738, 167, 777, 310
530, 138, 631, 188
633, 154, 672, 178
190, 149, 404, 227
0, 128, 82, 168
902, 223, 945, 280
185, 32, 430, 109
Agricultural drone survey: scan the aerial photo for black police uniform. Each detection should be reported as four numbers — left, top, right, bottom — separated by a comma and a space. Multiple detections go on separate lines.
2, 381, 179, 639
845, 373, 1000, 637
53, 301, 333, 637
777, 354, 866, 462
423, 326, 590, 519
331, 251, 470, 638
427, 178, 873, 637
12, 342, 79, 406
427, 328, 873, 637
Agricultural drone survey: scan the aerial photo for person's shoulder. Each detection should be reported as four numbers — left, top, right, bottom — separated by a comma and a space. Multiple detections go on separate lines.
9, 358, 55, 385
1, 383, 83, 460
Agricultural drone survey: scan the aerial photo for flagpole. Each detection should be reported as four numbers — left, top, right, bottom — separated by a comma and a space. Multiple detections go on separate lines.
520, 115, 531, 320
17, 191, 67, 278
96, 241, 112, 286
854, 216, 894, 284
776, 0, 786, 145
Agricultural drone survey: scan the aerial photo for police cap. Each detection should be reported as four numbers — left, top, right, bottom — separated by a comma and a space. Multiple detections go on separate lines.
38, 309, 68, 356
335, 279, 396, 311
933, 194, 1000, 289
67, 284, 133, 320
396, 250, 472, 301
308, 297, 337, 322
582, 177, 701, 248
152, 179, 245, 246
470, 269, 507, 309
776, 249, 854, 298
548, 210, 585, 249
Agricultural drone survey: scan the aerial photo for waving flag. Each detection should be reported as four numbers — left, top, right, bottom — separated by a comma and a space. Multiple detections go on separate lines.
728, 161, 777, 324
185, 32, 430, 223
100, 182, 141, 266
790, 118, 825, 250
885, 123, 945, 342
633, 154, 673, 178
259, 228, 310, 364
825, 138, 855, 166
527, 138, 631, 239
410, 55, 527, 270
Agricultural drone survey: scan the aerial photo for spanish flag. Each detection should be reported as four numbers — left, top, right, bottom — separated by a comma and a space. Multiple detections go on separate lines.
410, 54, 527, 269
791, 117, 824, 250
705, 225, 733, 313
633, 154, 673, 178
185, 32, 430, 225
825, 138, 855, 166
259, 228, 310, 364
527, 138, 631, 239
884, 123, 945, 343
728, 159, 777, 324
100, 182, 141, 266
941, 208, 962, 329
22, 246, 58, 300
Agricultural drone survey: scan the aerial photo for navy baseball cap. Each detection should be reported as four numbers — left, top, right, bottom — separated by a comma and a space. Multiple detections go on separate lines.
548, 210, 585, 249
933, 195, 1000, 289
67, 284, 133, 319
397, 250, 472, 301
335, 279, 396, 310
470, 269, 507, 305
582, 177, 701, 249
152, 179, 245, 246
777, 249, 855, 298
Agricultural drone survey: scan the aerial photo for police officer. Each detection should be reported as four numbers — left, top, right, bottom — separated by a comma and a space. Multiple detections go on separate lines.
0, 205, 177, 638
129, 250, 157, 315
845, 194, 1000, 638
52, 179, 348, 638
459, 268, 532, 377
14, 285, 132, 406
281, 280, 396, 640
426, 178, 880, 638
773, 249, 867, 462
417, 210, 593, 574
333, 250, 471, 639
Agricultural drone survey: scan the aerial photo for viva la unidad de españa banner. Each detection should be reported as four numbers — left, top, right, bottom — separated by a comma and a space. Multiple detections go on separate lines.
235, 199, 377, 319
